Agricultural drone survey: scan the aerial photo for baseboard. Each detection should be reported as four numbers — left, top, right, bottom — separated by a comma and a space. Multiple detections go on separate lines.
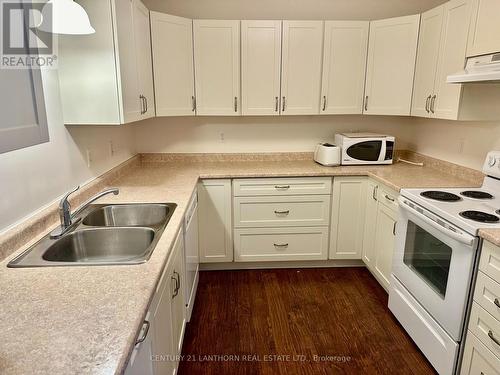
199, 259, 365, 271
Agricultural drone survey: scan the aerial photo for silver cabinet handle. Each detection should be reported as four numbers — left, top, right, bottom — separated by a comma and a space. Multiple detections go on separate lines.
274, 185, 290, 190
393, 222, 397, 236
139, 95, 144, 114
322, 96, 327, 111
171, 271, 180, 298
135, 320, 150, 345
494, 298, 500, 308
488, 330, 500, 347
425, 95, 431, 113
373, 185, 378, 201
275, 96, 279, 112
274, 210, 290, 215
385, 194, 395, 202
430, 95, 436, 114
364, 95, 369, 111
144, 96, 148, 113
274, 243, 289, 248
282, 96, 286, 112
234, 96, 238, 112
192, 96, 196, 112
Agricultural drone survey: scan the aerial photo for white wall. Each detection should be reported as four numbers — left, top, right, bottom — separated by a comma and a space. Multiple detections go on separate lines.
134, 115, 414, 153
0, 69, 136, 233
144, 0, 446, 20
407, 118, 500, 171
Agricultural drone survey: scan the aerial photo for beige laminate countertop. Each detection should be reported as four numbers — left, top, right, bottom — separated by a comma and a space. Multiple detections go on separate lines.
0, 158, 490, 375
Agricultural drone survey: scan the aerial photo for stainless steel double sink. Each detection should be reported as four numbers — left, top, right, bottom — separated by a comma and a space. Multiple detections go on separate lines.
8, 203, 177, 268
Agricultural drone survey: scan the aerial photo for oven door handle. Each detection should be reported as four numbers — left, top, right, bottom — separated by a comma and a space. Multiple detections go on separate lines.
398, 197, 475, 246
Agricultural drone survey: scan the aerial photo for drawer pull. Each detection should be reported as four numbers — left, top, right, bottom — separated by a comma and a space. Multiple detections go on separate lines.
274, 210, 290, 215
135, 320, 150, 345
494, 298, 500, 309
274, 185, 290, 190
385, 194, 395, 202
488, 330, 500, 347
274, 243, 289, 248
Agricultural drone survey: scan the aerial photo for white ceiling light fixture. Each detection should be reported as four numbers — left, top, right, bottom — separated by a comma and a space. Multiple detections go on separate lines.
37, 0, 95, 35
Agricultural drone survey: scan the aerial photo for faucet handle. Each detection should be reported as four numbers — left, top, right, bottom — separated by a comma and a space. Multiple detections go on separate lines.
59, 186, 80, 209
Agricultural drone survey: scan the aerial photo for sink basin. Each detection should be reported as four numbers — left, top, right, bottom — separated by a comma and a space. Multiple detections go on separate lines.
7, 202, 176, 268
42, 228, 155, 263
82, 204, 172, 227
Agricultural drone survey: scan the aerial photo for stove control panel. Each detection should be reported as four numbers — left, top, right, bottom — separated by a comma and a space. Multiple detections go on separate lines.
483, 151, 500, 178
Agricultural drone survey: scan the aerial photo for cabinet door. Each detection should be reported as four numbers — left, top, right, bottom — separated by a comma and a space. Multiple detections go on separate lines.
320, 21, 368, 115
433, 0, 472, 120
241, 20, 282, 116
281, 21, 324, 115
364, 15, 420, 116
170, 231, 186, 358
329, 177, 367, 259
467, 0, 500, 57
133, 0, 155, 119
411, 6, 444, 118
151, 12, 195, 116
362, 180, 378, 268
125, 316, 155, 375
151, 276, 175, 375
373, 203, 398, 290
193, 20, 240, 115
115, 0, 142, 123
198, 180, 233, 263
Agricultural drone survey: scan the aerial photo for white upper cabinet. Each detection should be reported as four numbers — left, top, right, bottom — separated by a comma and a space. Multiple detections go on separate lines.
133, 0, 155, 119
151, 13, 195, 116
433, 0, 472, 120
412, 0, 473, 120
467, 0, 500, 57
364, 15, 420, 116
241, 20, 282, 116
411, 5, 444, 118
193, 20, 241, 115
59, 0, 154, 125
281, 21, 324, 115
320, 21, 369, 115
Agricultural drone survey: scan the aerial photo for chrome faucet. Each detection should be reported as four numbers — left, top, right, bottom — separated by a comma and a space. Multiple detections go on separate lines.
51, 186, 119, 238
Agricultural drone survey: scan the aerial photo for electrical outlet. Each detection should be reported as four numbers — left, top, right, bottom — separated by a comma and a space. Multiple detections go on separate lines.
108, 141, 115, 157
86, 149, 92, 168
458, 139, 465, 154
220, 132, 225, 142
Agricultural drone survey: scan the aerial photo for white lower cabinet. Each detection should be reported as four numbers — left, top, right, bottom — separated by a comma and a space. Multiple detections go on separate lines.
460, 240, 500, 374
232, 177, 332, 262
329, 177, 367, 259
198, 179, 233, 263
125, 229, 186, 375
362, 180, 399, 291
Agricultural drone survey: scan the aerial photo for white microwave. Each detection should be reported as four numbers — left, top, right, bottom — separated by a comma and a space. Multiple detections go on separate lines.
334, 133, 395, 165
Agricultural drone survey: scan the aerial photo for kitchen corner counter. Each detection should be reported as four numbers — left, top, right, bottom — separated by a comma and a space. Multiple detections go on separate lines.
0, 155, 485, 375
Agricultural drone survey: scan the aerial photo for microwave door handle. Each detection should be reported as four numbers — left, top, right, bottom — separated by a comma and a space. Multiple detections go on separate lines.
398, 197, 475, 246
380, 141, 387, 162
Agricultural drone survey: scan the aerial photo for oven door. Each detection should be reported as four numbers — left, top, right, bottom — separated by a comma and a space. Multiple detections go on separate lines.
343, 139, 386, 164
392, 197, 477, 341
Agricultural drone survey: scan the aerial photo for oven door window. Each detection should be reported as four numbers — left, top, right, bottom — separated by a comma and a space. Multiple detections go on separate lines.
346, 141, 382, 161
403, 221, 452, 298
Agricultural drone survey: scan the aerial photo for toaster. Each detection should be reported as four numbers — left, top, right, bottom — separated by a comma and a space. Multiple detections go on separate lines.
314, 143, 341, 166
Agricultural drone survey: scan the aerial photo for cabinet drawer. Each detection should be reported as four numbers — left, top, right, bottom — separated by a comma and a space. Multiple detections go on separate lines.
474, 271, 500, 322
480, 241, 500, 282
234, 195, 331, 228
233, 177, 332, 196
234, 227, 329, 262
461, 332, 500, 375
469, 302, 500, 359
377, 185, 399, 212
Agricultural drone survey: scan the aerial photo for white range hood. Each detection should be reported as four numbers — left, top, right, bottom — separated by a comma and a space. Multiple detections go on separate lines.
447, 53, 500, 84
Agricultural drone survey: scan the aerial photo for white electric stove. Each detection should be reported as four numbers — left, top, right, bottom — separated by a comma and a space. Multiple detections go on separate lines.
389, 151, 500, 375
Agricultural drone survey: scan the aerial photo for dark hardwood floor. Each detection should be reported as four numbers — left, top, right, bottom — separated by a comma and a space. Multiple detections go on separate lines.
179, 267, 436, 375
